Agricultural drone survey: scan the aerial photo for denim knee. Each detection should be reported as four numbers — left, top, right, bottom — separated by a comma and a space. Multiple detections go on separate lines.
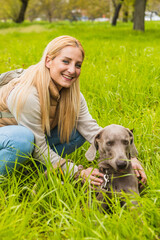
0, 126, 35, 175
14, 126, 35, 154
0, 125, 34, 155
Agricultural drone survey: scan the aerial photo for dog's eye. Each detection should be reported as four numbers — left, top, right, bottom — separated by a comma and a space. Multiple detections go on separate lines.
122, 140, 129, 145
106, 141, 114, 146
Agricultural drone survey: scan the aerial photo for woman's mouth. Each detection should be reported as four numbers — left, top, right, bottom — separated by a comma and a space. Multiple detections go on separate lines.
62, 74, 74, 81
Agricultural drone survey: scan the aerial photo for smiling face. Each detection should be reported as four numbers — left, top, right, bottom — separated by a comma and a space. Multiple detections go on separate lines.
45, 46, 83, 90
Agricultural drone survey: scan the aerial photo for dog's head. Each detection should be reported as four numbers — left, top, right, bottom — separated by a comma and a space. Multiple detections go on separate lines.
85, 124, 138, 172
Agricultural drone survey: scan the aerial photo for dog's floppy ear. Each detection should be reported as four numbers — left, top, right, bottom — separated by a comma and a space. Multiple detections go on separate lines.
85, 131, 102, 161
126, 128, 138, 157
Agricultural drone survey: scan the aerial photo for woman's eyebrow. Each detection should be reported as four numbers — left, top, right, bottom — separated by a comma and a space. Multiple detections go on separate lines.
63, 56, 71, 60
62, 56, 82, 63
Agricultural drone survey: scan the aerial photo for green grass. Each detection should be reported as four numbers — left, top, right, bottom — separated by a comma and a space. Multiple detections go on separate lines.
0, 21, 160, 239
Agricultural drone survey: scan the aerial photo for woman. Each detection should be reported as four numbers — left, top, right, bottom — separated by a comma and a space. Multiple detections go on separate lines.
0, 35, 146, 186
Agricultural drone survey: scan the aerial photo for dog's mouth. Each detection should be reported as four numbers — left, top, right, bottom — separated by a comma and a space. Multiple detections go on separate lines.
117, 168, 127, 173
99, 164, 117, 174
99, 159, 131, 174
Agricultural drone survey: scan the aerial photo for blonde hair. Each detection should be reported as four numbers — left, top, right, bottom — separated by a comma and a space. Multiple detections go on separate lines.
11, 35, 85, 143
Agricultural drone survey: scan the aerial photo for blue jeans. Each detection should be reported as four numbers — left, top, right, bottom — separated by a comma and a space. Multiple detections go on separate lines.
0, 125, 85, 175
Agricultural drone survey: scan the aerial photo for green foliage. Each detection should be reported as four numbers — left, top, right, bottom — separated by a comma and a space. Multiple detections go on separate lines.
0, 0, 160, 23
81, 0, 110, 19
0, 0, 21, 21
147, 0, 160, 15
0, 21, 160, 239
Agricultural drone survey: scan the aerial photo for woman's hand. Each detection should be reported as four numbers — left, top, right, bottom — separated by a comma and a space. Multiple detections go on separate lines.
80, 167, 104, 186
131, 157, 147, 186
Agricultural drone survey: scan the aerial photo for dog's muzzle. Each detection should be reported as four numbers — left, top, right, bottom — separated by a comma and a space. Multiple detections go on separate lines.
116, 159, 128, 170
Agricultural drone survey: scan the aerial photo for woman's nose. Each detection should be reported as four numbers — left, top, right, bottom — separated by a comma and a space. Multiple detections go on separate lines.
68, 64, 76, 74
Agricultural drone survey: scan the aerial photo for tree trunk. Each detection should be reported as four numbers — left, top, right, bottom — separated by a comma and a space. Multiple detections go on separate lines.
48, 11, 52, 22
123, 10, 128, 22
122, 4, 128, 22
133, 0, 147, 31
111, 0, 124, 26
15, 0, 29, 23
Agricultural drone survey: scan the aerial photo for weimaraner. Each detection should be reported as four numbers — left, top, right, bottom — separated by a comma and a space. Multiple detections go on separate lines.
85, 124, 140, 209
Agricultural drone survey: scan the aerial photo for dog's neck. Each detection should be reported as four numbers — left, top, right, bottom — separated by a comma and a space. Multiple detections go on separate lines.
99, 163, 135, 192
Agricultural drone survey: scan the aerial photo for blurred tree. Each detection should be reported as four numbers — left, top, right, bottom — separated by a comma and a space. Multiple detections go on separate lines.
85, 0, 109, 20
133, 0, 147, 31
60, 0, 80, 21
38, 0, 56, 22
147, 0, 160, 14
122, 1, 129, 22
26, 0, 40, 21
0, 0, 21, 22
15, 0, 29, 23
37, 0, 66, 22
0, 0, 29, 23
0, 0, 159, 24
111, 0, 124, 26
122, 0, 135, 22
59, 0, 109, 21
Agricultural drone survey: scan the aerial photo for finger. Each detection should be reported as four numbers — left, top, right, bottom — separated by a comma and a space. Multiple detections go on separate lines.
138, 179, 146, 188
92, 172, 104, 178
136, 167, 147, 182
134, 169, 140, 178
91, 170, 104, 178
90, 180, 102, 186
139, 170, 147, 184
90, 175, 104, 184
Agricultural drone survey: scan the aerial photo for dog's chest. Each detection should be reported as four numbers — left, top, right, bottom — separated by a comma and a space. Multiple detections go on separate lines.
103, 172, 138, 194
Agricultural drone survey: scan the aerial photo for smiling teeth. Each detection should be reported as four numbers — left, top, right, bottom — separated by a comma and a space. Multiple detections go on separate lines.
63, 75, 73, 80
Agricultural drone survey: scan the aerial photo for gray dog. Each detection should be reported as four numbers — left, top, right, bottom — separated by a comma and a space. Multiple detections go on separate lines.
85, 124, 140, 209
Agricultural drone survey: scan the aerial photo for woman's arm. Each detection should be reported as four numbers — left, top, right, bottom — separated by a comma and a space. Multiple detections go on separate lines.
76, 93, 104, 185
77, 93, 102, 143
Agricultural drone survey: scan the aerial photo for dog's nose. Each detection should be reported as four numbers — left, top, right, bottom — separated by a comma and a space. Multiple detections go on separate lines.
116, 160, 127, 169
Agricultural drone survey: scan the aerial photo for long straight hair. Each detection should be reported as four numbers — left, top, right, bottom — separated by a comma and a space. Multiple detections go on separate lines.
10, 35, 85, 142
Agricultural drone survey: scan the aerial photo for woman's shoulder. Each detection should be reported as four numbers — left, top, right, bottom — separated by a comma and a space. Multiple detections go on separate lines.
27, 86, 39, 99
80, 92, 89, 106
8, 85, 40, 108
25, 86, 39, 104
80, 92, 85, 101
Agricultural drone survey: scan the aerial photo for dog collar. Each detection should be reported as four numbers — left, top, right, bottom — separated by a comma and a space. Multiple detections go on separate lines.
101, 169, 110, 190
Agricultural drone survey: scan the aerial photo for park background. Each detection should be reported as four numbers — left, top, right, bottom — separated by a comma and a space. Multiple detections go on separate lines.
0, 0, 160, 239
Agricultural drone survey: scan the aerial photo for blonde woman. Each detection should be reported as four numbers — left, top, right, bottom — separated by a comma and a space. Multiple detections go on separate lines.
0, 35, 146, 186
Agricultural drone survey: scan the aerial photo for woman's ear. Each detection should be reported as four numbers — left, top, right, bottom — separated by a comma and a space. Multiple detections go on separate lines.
45, 55, 51, 68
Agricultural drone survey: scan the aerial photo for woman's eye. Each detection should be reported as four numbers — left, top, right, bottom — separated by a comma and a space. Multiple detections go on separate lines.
63, 60, 69, 64
76, 64, 81, 69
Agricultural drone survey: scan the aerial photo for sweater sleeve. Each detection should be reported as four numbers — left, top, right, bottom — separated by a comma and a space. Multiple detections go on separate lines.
7, 87, 64, 166
77, 93, 102, 143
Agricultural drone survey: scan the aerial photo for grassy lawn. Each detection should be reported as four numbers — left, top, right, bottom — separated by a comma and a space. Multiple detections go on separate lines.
0, 21, 160, 239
